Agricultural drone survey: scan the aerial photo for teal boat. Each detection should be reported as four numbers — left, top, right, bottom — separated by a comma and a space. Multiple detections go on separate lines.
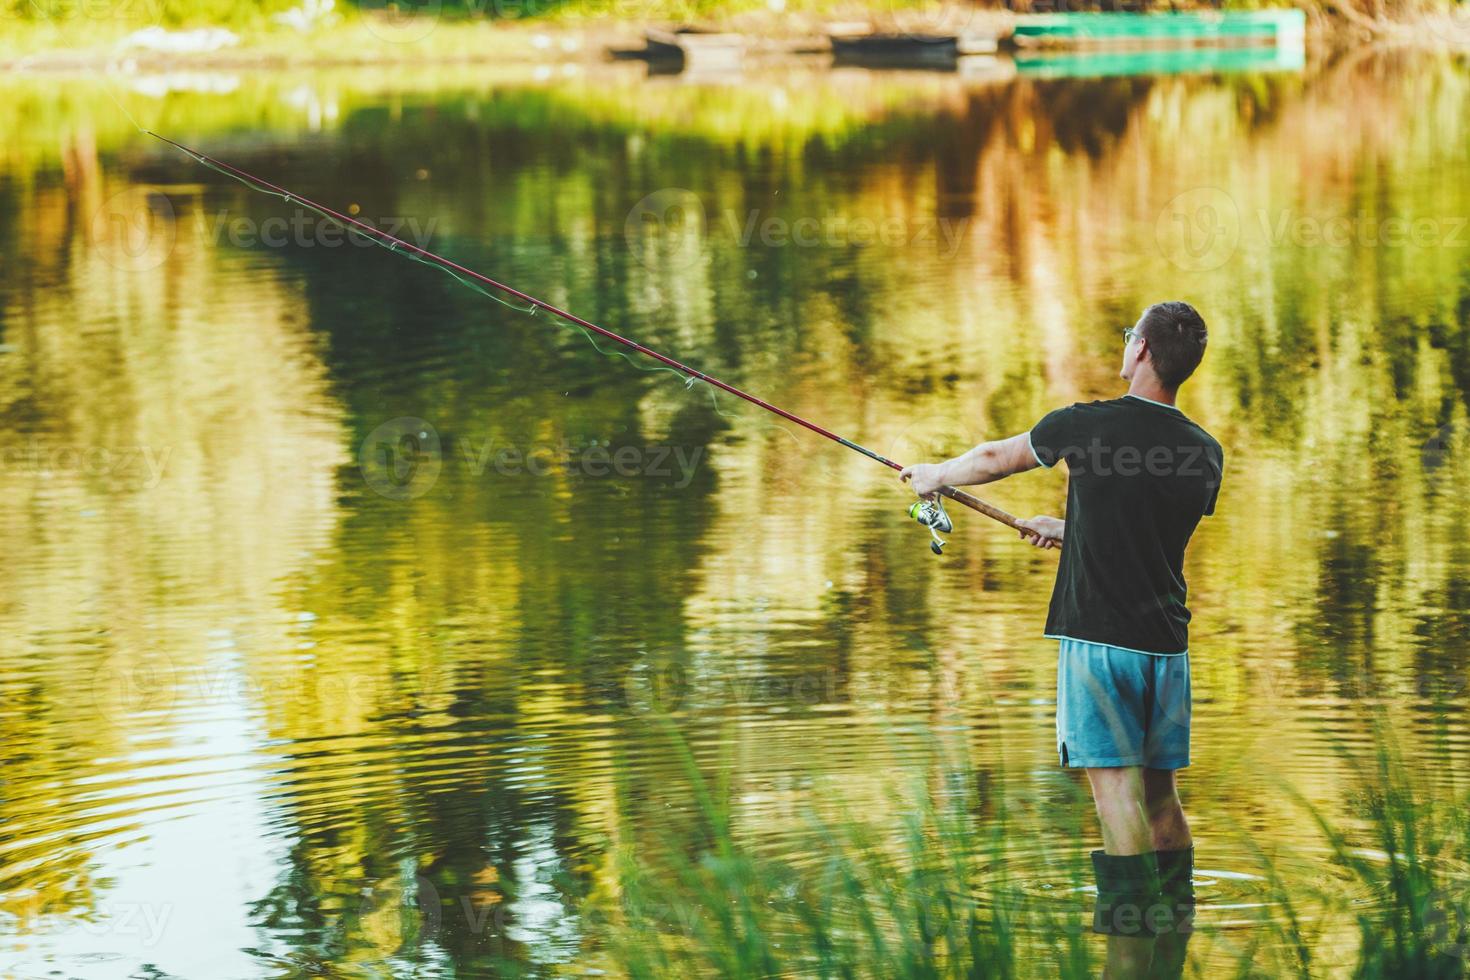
1011, 10, 1307, 48
1014, 44, 1305, 78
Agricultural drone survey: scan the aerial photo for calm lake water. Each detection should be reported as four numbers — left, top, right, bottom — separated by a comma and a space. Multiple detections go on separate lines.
1, 49, 1468, 977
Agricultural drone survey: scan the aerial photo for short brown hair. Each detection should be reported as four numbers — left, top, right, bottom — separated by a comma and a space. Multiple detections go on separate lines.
1138, 301, 1208, 389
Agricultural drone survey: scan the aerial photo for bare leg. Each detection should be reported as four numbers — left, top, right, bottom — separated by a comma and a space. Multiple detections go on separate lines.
1086, 766, 1153, 855
1142, 767, 1192, 851
1089, 767, 1195, 948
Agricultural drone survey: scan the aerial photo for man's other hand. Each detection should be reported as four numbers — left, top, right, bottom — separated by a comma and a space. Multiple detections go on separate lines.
1017, 515, 1064, 549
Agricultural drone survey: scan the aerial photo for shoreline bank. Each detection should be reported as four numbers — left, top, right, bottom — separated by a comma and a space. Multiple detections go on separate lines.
2, 7, 1466, 73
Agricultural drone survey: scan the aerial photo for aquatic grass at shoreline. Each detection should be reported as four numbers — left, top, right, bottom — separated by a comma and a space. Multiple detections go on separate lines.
590, 714, 1470, 977
591, 720, 1099, 978
1281, 716, 1470, 979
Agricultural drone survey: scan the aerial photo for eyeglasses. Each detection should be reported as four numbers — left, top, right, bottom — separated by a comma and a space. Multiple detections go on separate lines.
1122, 327, 1143, 346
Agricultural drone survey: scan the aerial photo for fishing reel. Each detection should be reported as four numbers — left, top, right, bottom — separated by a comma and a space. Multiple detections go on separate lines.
908, 496, 953, 555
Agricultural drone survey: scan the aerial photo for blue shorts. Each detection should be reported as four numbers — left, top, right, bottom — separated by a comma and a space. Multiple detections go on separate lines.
1055, 637, 1191, 769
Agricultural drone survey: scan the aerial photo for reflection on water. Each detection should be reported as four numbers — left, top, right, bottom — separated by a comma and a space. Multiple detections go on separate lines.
0, 50, 1468, 976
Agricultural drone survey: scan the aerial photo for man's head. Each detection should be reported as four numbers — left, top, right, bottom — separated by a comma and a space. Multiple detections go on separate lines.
1121, 301, 1208, 390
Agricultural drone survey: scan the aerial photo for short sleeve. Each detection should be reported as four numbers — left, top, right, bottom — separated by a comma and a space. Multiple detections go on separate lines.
1203, 445, 1224, 516
1028, 405, 1078, 470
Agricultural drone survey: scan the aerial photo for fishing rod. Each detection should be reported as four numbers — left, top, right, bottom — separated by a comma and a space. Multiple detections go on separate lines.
147, 131, 1024, 554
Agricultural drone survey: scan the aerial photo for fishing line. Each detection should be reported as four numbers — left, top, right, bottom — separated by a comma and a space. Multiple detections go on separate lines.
102, 82, 148, 134
141, 129, 1026, 547
99, 82, 787, 432
173, 134, 793, 438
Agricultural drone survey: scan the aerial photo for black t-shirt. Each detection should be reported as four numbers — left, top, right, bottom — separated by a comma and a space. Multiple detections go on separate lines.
1028, 394, 1223, 655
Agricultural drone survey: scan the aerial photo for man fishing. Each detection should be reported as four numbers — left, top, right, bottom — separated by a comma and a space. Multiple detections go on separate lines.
155, 136, 1219, 950
899, 301, 1223, 948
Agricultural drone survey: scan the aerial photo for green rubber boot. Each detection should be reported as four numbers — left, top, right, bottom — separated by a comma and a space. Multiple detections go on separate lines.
1143, 846, 1197, 977
1155, 845, 1196, 934
1091, 850, 1163, 936
1155, 845, 1195, 896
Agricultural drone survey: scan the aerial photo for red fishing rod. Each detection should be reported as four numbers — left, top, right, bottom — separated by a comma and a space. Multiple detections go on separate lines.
148, 131, 1023, 551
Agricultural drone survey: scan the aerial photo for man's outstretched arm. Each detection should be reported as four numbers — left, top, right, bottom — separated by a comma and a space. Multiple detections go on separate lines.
899, 434, 1064, 548
897, 432, 1040, 496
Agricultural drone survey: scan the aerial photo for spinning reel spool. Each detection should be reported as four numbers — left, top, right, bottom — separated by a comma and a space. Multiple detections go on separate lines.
908, 497, 953, 555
